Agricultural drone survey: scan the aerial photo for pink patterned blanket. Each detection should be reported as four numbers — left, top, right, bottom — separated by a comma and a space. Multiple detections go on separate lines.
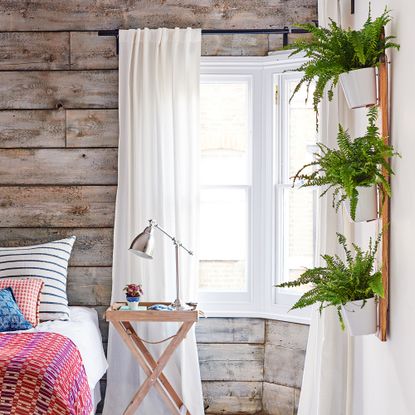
0, 332, 92, 415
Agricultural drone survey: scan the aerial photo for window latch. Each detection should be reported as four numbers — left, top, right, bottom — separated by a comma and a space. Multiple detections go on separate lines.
274, 85, 279, 105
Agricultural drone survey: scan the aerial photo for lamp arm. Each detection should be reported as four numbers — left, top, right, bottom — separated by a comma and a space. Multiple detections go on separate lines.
149, 220, 193, 256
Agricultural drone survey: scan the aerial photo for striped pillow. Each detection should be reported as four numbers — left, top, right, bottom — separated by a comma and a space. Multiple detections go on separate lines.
0, 236, 76, 321
0, 278, 44, 327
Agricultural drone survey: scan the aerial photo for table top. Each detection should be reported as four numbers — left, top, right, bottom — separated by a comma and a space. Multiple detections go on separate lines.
105, 302, 200, 323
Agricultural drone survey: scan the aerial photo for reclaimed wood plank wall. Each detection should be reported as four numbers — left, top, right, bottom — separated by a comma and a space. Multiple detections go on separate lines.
0, 1, 316, 414
196, 318, 309, 415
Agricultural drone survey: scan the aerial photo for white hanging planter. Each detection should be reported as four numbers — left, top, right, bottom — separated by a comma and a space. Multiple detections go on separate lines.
341, 297, 377, 336
339, 67, 377, 109
344, 186, 378, 222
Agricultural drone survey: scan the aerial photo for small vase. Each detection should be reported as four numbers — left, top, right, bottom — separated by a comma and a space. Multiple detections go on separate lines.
126, 296, 141, 310
341, 297, 377, 336
339, 67, 377, 109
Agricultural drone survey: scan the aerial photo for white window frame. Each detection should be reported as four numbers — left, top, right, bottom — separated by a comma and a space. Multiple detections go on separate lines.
198, 52, 314, 324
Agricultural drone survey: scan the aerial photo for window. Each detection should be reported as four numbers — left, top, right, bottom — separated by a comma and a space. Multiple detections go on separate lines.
198, 54, 317, 323
199, 80, 251, 292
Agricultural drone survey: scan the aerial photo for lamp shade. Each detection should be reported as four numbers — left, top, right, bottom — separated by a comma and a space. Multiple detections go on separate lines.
129, 226, 154, 259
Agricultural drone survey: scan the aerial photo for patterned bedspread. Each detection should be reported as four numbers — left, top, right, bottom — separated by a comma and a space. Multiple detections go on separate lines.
0, 332, 92, 415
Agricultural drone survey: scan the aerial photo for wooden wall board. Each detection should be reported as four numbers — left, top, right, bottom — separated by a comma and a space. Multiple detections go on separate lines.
0, 71, 118, 109
262, 382, 299, 415
198, 343, 264, 381
196, 317, 265, 344
263, 345, 305, 389
201, 34, 269, 56
0, 1, 317, 31
0, 148, 118, 185
67, 266, 112, 306
203, 381, 263, 415
0, 32, 70, 70
66, 109, 119, 148
0, 110, 65, 148
0, 186, 116, 227
70, 32, 118, 70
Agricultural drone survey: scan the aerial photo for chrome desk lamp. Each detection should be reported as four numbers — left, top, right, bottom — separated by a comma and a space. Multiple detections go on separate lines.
129, 219, 193, 310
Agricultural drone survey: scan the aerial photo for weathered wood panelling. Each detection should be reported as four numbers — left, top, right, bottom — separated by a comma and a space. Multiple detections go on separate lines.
202, 34, 269, 56
67, 267, 112, 306
197, 319, 308, 415
0, 1, 317, 31
203, 382, 262, 415
196, 317, 265, 343
0, 228, 113, 266
263, 382, 299, 415
0, 110, 65, 148
263, 345, 306, 389
70, 32, 118, 70
0, 71, 118, 109
266, 320, 309, 350
0, 109, 118, 148
0, 32, 70, 70
66, 110, 119, 147
198, 344, 264, 381
0, 186, 116, 227
0, 148, 117, 185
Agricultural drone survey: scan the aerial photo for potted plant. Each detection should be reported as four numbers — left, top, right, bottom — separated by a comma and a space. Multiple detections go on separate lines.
289, 7, 399, 113
276, 233, 384, 335
292, 107, 399, 221
124, 283, 144, 310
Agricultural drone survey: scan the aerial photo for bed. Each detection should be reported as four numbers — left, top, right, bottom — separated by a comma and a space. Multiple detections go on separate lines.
0, 306, 108, 415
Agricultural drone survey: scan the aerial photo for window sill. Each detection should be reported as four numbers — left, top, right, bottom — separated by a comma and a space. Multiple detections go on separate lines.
199, 305, 311, 325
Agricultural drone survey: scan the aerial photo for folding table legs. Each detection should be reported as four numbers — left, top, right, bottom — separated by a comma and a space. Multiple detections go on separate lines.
111, 320, 194, 415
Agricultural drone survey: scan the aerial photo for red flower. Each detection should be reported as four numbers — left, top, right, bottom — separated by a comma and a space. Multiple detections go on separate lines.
123, 283, 144, 298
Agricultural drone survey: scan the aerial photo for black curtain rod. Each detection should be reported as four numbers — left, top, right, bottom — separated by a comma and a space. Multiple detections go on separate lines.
98, 24, 316, 54
98, 27, 311, 36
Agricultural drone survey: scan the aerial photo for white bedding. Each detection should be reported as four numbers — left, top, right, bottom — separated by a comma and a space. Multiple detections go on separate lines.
24, 306, 108, 390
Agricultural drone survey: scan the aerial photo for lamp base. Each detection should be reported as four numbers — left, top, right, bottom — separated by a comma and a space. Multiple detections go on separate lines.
171, 299, 191, 311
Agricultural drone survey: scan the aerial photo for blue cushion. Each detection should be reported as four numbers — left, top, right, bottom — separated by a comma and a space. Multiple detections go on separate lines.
0, 287, 33, 332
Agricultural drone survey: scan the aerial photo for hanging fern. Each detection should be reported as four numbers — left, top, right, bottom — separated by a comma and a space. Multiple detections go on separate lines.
276, 233, 384, 329
289, 6, 400, 115
292, 107, 399, 220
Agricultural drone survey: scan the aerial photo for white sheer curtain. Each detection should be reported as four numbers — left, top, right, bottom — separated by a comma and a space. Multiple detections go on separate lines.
103, 28, 204, 415
297, 1, 354, 414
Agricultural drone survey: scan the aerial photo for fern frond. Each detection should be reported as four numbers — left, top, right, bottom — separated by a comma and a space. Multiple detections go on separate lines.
275, 233, 383, 330
293, 107, 399, 221
288, 6, 399, 124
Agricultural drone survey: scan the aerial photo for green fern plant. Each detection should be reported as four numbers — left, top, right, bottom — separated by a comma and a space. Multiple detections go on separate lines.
289, 6, 399, 114
293, 107, 399, 220
276, 233, 384, 329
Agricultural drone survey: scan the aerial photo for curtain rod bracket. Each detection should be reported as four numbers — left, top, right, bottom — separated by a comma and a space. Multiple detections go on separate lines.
98, 29, 120, 54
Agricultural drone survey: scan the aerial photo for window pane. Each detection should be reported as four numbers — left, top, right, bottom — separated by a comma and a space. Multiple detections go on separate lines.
287, 79, 317, 179
199, 188, 248, 291
200, 82, 250, 186
284, 187, 315, 284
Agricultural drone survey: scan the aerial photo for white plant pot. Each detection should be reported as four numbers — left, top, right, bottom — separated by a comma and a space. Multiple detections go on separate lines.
341, 297, 377, 336
339, 67, 377, 109
345, 186, 378, 222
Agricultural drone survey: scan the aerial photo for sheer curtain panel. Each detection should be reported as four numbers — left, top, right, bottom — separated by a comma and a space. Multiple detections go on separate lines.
103, 28, 204, 415
297, 1, 354, 414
